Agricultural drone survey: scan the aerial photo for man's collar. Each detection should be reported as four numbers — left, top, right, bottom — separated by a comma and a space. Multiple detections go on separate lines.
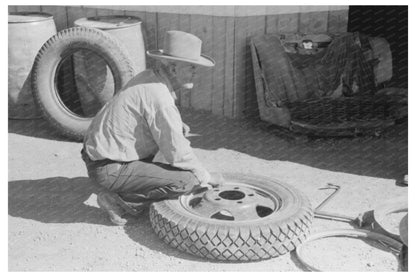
154, 68, 175, 95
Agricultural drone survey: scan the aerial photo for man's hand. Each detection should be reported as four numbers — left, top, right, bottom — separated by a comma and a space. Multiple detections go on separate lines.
207, 172, 225, 188
192, 173, 225, 196
183, 123, 190, 137
199, 173, 225, 189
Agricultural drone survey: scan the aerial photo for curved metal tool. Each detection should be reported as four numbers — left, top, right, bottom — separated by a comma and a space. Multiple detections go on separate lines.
314, 183, 361, 226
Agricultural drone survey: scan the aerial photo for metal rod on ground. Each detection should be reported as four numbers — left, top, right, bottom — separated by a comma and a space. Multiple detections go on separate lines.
314, 183, 360, 225
315, 183, 340, 211
314, 210, 357, 223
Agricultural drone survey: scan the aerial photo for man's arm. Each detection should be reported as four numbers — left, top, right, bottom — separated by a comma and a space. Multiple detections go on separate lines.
146, 103, 210, 185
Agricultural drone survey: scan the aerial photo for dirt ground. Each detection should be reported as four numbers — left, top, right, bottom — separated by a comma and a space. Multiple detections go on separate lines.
8, 108, 408, 271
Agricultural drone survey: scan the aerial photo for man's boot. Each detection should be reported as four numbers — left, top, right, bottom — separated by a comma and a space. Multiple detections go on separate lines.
97, 191, 129, 226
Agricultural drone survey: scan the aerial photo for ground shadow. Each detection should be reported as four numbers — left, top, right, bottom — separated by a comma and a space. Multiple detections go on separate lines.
8, 118, 74, 142
8, 177, 110, 225
8, 177, 222, 261
181, 109, 408, 180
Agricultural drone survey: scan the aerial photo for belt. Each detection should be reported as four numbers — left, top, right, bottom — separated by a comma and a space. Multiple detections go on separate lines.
81, 148, 115, 165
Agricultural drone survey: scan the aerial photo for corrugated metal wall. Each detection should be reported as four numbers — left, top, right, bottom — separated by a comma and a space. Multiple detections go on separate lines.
9, 5, 348, 118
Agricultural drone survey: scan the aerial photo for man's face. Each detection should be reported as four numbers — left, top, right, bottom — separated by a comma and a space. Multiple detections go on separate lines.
172, 62, 197, 90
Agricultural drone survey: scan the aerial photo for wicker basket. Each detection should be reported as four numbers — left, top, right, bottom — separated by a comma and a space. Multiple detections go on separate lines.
286, 94, 406, 136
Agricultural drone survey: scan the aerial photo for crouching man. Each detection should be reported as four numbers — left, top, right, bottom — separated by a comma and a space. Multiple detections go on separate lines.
81, 30, 224, 225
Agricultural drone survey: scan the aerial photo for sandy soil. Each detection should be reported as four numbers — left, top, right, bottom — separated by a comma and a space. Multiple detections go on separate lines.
8, 108, 408, 271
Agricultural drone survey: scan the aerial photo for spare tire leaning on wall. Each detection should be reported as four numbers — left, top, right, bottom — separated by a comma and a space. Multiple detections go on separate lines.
32, 27, 136, 141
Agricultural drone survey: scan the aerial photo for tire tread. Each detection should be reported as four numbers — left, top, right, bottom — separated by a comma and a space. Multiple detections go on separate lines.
149, 179, 314, 261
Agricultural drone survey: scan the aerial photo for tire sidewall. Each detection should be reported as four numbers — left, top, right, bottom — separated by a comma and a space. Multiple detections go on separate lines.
32, 27, 136, 141
152, 172, 311, 229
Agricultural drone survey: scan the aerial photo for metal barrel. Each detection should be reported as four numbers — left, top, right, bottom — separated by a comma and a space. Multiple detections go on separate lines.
8, 12, 57, 119
73, 15, 146, 116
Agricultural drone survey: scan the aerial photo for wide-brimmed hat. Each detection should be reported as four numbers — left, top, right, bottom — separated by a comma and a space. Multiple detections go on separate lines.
147, 30, 215, 67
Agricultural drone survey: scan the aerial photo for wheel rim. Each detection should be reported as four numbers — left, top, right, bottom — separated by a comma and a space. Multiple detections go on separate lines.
180, 181, 282, 222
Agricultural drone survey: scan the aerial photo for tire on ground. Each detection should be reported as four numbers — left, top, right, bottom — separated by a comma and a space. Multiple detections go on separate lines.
150, 173, 314, 261
32, 27, 136, 141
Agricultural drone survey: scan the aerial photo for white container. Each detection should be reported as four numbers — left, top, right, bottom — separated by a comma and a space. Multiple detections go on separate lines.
9, 12, 57, 119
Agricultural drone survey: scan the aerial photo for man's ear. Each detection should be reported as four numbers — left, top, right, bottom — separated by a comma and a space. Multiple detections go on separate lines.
167, 62, 177, 75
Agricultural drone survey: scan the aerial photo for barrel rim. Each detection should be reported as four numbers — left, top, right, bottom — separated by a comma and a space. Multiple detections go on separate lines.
74, 15, 143, 30
9, 12, 54, 23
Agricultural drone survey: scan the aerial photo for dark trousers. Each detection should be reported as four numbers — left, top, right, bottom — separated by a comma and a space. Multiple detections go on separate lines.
81, 149, 199, 204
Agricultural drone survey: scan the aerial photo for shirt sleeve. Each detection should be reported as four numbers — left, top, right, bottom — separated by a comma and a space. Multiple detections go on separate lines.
146, 103, 211, 185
